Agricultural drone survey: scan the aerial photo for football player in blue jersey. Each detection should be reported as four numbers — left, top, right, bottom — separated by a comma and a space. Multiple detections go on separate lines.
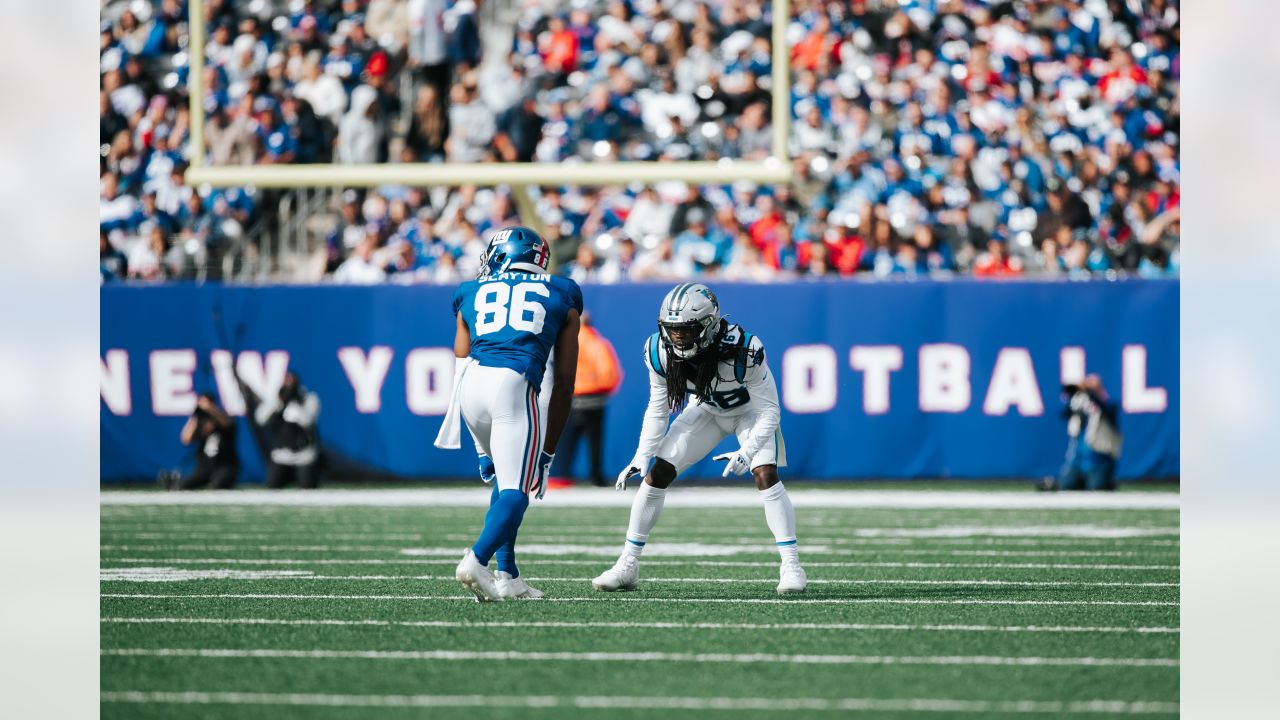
449, 226, 582, 601
593, 283, 807, 594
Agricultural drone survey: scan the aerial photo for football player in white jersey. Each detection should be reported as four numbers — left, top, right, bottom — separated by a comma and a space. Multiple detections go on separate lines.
592, 283, 807, 594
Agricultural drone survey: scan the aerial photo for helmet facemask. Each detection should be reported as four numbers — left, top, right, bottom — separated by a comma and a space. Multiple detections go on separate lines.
660, 315, 717, 360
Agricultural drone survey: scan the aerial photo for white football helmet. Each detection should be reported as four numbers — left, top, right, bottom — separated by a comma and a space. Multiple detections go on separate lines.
658, 283, 721, 359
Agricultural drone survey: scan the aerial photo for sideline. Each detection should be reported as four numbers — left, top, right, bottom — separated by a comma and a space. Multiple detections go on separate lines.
101, 488, 1180, 510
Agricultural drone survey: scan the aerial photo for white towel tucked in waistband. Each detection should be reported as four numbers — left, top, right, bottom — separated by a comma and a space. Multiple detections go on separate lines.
433, 356, 474, 450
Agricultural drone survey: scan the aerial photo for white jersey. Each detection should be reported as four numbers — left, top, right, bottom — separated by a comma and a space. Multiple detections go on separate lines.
634, 323, 783, 470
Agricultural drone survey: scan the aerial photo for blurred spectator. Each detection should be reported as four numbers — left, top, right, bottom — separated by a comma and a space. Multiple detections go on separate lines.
632, 237, 693, 280
99, 172, 136, 235
100, 230, 129, 282
205, 98, 257, 166
408, 0, 452, 118
598, 235, 637, 283
292, 52, 348, 128
973, 236, 1025, 277
540, 14, 579, 80
494, 95, 545, 163
407, 85, 448, 161
622, 187, 674, 244
128, 225, 183, 280
446, 0, 481, 70
385, 239, 431, 281
337, 85, 382, 164
913, 225, 955, 274
723, 239, 777, 282
564, 243, 605, 284
100, 89, 128, 145
281, 94, 329, 164
334, 231, 388, 284
446, 78, 496, 163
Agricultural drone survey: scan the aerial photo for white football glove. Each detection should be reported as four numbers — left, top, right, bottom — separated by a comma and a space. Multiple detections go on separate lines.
714, 450, 751, 477
532, 451, 554, 500
616, 456, 648, 491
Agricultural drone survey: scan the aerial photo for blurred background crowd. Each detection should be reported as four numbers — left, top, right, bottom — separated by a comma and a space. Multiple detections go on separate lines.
100, 0, 1179, 283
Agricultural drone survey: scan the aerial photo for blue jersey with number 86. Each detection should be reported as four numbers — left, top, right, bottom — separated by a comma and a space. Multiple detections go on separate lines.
453, 272, 584, 389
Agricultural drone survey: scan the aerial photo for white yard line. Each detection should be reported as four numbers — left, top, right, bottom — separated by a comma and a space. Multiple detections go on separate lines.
101, 545, 403, 553
435, 535, 1180, 546
100, 593, 1179, 607
713, 560, 1177, 570
99, 557, 1180, 571
100, 617, 1182, 634
395, 543, 1172, 558
101, 647, 1179, 668
99, 538, 1182, 552
97, 527, 1177, 543
101, 544, 1176, 558
432, 529, 1180, 543
99, 691, 1180, 715
904, 550, 1177, 558
99, 570, 1178, 588
104, 532, 428, 542
100, 488, 1180, 510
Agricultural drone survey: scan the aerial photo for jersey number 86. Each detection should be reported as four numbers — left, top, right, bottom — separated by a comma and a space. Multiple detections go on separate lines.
475, 282, 551, 336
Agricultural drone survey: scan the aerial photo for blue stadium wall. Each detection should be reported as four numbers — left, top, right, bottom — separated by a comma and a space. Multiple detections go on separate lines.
100, 280, 1178, 483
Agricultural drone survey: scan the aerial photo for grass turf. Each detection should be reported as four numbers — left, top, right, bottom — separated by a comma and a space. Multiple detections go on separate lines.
101, 497, 1179, 719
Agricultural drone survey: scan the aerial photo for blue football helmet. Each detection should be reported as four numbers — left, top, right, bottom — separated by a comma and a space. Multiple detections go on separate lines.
478, 226, 551, 278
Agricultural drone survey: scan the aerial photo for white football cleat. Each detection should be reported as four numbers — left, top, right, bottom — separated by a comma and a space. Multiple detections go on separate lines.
455, 549, 503, 602
777, 557, 807, 594
495, 571, 545, 600
592, 555, 640, 591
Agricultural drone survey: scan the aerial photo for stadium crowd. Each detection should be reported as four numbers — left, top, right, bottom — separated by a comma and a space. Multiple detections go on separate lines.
100, 0, 1179, 283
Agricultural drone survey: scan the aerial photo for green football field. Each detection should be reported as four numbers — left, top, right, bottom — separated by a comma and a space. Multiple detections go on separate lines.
100, 487, 1179, 719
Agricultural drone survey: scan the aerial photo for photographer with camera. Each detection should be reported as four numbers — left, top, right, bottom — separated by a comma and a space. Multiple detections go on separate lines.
170, 392, 239, 490
1039, 375, 1123, 492
242, 371, 322, 489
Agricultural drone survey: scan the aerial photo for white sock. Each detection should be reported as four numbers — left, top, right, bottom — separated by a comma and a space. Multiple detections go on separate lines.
623, 483, 667, 558
759, 482, 799, 562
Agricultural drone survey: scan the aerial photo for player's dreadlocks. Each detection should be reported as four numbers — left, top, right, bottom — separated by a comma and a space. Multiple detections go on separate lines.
664, 319, 729, 412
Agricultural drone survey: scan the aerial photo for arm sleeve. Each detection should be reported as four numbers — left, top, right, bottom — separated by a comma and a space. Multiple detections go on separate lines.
451, 285, 465, 315
737, 337, 780, 461
555, 277, 584, 314
633, 339, 670, 463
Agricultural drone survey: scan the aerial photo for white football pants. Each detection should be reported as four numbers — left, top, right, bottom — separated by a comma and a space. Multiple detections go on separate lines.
459, 364, 543, 493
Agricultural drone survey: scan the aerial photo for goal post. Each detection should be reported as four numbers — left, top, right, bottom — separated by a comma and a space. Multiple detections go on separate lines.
183, 0, 793, 190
